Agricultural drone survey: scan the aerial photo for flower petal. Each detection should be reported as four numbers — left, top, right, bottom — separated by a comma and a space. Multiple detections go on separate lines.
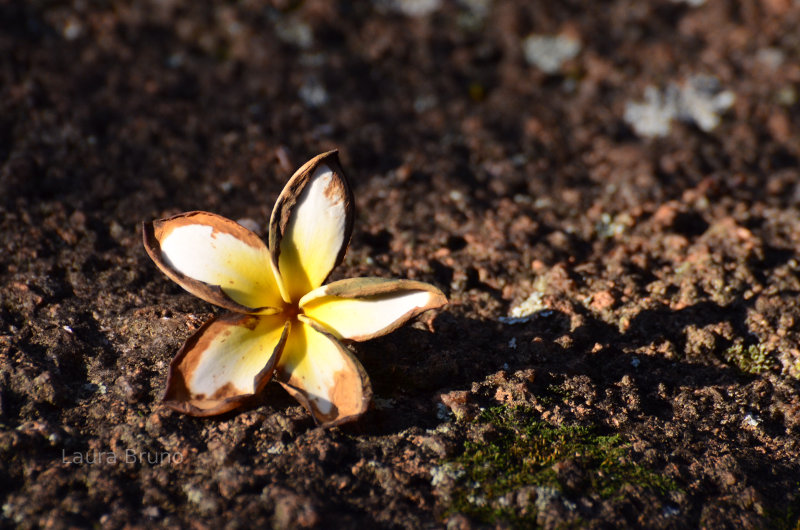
276, 318, 371, 427
163, 313, 289, 416
269, 151, 354, 303
300, 277, 447, 341
143, 211, 283, 313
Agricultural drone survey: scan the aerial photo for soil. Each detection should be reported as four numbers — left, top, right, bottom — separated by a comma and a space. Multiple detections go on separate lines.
2, 1, 800, 528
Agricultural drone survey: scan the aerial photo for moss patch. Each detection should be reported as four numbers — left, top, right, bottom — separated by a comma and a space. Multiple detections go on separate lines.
723, 342, 775, 375
443, 406, 678, 527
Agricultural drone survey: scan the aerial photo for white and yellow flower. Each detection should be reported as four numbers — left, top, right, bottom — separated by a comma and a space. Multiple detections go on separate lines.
143, 151, 446, 427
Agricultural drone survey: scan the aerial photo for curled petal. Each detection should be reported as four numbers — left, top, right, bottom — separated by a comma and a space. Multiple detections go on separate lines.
276, 318, 371, 427
143, 212, 283, 313
300, 278, 447, 341
163, 313, 289, 416
269, 151, 354, 303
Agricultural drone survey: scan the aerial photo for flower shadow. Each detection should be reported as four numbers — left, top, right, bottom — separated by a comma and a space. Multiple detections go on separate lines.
355, 298, 772, 435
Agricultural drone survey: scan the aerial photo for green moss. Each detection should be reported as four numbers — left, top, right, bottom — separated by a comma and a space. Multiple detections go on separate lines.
723, 343, 775, 375
537, 384, 571, 407
443, 406, 678, 528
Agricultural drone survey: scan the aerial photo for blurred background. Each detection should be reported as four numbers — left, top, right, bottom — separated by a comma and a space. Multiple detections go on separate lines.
4, 0, 798, 220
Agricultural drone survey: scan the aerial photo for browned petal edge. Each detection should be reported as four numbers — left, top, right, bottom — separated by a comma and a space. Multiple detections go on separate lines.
301, 278, 448, 342
162, 313, 289, 417
267, 150, 355, 284
318, 277, 447, 300
276, 328, 372, 428
142, 211, 275, 314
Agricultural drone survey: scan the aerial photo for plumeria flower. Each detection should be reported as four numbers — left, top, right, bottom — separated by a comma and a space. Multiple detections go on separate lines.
143, 151, 446, 427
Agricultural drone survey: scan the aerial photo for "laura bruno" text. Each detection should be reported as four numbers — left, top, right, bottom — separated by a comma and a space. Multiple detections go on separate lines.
62, 449, 182, 465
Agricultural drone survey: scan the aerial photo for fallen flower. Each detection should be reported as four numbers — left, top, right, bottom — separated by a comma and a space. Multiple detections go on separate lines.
143, 151, 447, 427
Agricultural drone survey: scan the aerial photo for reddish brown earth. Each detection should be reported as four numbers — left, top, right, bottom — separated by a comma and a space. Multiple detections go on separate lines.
2, 1, 800, 528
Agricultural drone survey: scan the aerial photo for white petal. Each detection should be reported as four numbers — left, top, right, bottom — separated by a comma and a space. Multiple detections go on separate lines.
276, 318, 370, 426
300, 277, 447, 341
269, 151, 353, 303
163, 313, 288, 416
144, 211, 283, 312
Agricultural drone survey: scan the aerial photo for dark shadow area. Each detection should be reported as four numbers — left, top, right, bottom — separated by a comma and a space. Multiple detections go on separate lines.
359, 299, 757, 436
347, 298, 800, 525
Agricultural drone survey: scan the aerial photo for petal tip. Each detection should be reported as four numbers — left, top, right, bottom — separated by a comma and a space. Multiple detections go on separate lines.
269, 152, 355, 301
427, 284, 448, 308
276, 323, 372, 428
280, 377, 372, 429
161, 396, 245, 417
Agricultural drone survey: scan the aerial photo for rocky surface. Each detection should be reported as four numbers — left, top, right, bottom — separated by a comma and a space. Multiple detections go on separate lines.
1, 1, 799, 528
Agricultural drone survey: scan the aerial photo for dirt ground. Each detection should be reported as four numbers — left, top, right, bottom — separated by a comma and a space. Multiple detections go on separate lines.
2, 1, 800, 528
